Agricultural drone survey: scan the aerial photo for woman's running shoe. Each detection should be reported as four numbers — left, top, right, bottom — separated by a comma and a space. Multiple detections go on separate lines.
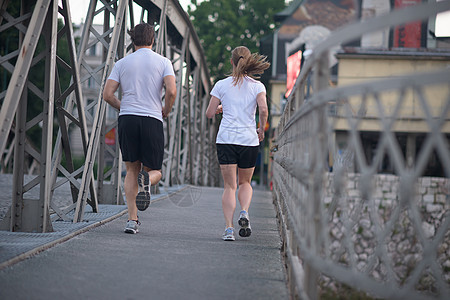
238, 210, 252, 237
222, 227, 235, 241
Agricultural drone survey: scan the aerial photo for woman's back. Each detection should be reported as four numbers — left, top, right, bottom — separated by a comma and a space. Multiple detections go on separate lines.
211, 76, 265, 146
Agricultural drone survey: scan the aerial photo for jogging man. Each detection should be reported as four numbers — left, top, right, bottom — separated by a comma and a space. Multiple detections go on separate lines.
103, 23, 176, 234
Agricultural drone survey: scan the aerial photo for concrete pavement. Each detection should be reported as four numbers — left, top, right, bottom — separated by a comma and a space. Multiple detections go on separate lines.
0, 186, 288, 300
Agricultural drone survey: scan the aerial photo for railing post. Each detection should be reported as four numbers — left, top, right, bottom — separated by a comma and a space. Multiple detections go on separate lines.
304, 51, 330, 299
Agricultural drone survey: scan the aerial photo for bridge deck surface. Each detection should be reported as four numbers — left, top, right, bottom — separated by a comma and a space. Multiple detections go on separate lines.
0, 185, 288, 300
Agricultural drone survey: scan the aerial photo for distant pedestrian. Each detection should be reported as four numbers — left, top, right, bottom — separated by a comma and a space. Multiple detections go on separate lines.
206, 46, 269, 241
103, 23, 177, 234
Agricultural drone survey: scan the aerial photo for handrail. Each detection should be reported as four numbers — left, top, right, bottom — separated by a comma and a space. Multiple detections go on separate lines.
272, 1, 450, 299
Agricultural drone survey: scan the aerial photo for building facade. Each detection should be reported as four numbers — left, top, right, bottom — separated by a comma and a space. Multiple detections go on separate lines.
263, 0, 450, 178
334, 48, 450, 176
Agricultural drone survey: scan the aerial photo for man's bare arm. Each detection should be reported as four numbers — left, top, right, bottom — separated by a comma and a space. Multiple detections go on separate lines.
162, 75, 177, 118
103, 79, 121, 110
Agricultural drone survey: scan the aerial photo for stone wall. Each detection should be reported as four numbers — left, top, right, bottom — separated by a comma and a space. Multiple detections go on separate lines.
321, 173, 449, 292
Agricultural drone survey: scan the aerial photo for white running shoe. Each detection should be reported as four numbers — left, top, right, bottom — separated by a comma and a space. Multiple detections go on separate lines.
136, 170, 151, 211
238, 210, 252, 237
124, 219, 140, 234
222, 227, 235, 241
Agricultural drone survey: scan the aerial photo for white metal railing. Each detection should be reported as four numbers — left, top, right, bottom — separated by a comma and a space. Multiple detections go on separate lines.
272, 1, 450, 299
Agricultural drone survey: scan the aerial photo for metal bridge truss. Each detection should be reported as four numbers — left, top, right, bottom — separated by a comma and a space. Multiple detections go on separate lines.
272, 1, 450, 300
0, 0, 218, 232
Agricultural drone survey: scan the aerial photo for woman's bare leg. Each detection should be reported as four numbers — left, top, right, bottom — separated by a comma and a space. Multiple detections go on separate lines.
237, 167, 255, 212
220, 164, 238, 228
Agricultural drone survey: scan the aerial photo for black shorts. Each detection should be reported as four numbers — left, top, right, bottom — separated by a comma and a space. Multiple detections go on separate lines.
118, 115, 164, 170
216, 144, 259, 169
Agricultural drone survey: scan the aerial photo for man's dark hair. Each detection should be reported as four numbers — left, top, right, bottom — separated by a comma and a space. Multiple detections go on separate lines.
128, 23, 155, 46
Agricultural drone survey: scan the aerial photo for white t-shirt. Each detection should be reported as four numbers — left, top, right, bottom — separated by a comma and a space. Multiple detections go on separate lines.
108, 48, 175, 122
210, 76, 266, 146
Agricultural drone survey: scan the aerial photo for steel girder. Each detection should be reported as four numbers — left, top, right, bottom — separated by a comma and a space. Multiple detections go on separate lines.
0, 0, 61, 232
0, 0, 99, 230
0, 0, 218, 231
137, 0, 219, 188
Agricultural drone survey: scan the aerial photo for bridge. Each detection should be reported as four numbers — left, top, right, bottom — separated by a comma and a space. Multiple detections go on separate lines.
1, 0, 449, 299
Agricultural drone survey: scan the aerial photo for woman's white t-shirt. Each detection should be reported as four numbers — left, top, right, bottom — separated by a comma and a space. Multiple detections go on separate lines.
108, 48, 175, 122
210, 76, 266, 146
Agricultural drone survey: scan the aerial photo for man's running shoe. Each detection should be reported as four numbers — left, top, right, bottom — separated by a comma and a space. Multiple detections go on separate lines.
238, 210, 252, 237
222, 227, 235, 241
136, 170, 150, 211
124, 219, 140, 234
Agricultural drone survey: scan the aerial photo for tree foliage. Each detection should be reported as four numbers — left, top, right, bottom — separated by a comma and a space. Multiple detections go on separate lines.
188, 0, 286, 81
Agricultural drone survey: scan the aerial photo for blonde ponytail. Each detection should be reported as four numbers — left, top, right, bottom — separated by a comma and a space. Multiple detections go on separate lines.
231, 46, 270, 86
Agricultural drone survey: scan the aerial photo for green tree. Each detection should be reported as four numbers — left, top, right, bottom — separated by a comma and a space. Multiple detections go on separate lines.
188, 0, 286, 81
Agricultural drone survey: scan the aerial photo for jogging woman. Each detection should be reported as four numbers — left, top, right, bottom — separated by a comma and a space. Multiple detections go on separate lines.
206, 46, 269, 241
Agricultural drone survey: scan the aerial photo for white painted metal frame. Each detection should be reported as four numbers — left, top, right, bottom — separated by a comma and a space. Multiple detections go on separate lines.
0, 0, 58, 232
0, 0, 218, 231
272, 1, 450, 299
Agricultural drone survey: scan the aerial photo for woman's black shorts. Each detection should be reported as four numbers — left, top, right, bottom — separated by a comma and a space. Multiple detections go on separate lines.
216, 144, 259, 169
118, 115, 164, 170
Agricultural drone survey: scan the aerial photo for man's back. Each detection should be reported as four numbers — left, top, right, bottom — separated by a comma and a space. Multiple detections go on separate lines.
108, 48, 174, 121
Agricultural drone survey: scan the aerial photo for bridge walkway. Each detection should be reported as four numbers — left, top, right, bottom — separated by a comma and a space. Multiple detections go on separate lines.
0, 185, 288, 300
